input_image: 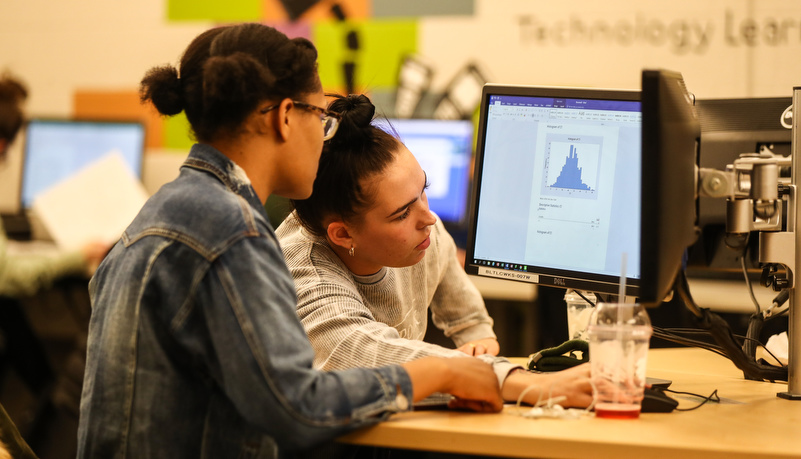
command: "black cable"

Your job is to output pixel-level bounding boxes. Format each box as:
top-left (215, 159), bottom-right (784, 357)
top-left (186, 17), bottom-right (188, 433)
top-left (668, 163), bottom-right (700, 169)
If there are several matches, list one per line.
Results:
top-left (652, 328), bottom-right (726, 353)
top-left (674, 270), bottom-right (788, 382)
top-left (574, 290), bottom-right (596, 307)
top-left (665, 388), bottom-right (720, 411)
top-left (653, 324), bottom-right (786, 368)
top-left (738, 233), bottom-right (762, 315)
top-left (736, 234), bottom-right (765, 369)
top-left (651, 328), bottom-right (729, 358)
top-left (742, 312), bottom-right (764, 371)
top-left (659, 326), bottom-right (769, 349)
top-left (740, 335), bottom-right (786, 366)
top-left (654, 326), bottom-right (720, 336)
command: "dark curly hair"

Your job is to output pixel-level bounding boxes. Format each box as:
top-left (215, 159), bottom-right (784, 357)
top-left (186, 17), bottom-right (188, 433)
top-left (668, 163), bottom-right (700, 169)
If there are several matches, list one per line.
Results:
top-left (291, 94), bottom-right (402, 237)
top-left (140, 23), bottom-right (320, 143)
top-left (0, 73), bottom-right (28, 145)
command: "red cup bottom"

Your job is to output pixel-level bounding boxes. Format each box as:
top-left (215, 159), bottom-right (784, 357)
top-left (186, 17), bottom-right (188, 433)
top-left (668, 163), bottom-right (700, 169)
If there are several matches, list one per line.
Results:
top-left (595, 403), bottom-right (641, 419)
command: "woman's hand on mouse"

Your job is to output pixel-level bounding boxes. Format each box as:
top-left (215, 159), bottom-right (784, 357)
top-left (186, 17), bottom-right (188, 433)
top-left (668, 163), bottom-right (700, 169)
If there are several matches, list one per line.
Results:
top-left (501, 363), bottom-right (593, 408)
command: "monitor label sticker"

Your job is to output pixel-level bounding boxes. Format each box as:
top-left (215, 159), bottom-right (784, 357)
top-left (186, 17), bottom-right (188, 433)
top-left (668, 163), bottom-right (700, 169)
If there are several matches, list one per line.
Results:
top-left (478, 267), bottom-right (539, 283)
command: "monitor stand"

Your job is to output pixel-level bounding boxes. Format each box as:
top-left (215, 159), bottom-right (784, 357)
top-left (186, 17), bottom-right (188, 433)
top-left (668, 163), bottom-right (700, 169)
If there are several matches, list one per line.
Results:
top-left (778, 86), bottom-right (801, 400)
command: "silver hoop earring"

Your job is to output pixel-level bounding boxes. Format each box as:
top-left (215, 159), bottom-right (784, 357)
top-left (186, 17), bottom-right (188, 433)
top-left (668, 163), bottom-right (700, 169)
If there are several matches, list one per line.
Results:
top-left (349, 246), bottom-right (355, 257)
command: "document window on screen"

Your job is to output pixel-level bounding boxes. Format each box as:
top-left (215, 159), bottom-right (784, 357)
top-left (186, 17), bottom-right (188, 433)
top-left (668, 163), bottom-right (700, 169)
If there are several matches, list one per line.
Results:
top-left (467, 86), bottom-right (642, 295)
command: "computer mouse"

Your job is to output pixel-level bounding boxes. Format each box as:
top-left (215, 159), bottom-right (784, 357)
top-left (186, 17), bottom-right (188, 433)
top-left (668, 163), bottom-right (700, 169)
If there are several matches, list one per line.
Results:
top-left (640, 388), bottom-right (678, 413)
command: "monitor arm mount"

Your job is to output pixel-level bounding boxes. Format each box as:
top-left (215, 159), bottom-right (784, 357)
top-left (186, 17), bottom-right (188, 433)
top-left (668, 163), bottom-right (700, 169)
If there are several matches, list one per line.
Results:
top-left (693, 87), bottom-right (801, 399)
top-left (699, 147), bottom-right (792, 288)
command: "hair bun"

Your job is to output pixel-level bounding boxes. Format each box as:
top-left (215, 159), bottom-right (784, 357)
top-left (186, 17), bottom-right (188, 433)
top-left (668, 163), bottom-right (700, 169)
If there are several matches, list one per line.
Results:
top-left (140, 65), bottom-right (184, 116)
top-left (326, 94), bottom-right (375, 148)
top-left (331, 94), bottom-right (375, 128)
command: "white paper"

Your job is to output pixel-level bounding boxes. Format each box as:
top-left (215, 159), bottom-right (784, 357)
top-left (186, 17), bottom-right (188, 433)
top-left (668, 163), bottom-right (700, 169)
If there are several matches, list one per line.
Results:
top-left (31, 151), bottom-right (148, 251)
top-left (761, 331), bottom-right (789, 366)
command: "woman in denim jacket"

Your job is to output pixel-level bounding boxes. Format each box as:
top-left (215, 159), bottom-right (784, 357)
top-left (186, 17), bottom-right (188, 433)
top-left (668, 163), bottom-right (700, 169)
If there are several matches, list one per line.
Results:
top-left (77, 23), bottom-right (503, 458)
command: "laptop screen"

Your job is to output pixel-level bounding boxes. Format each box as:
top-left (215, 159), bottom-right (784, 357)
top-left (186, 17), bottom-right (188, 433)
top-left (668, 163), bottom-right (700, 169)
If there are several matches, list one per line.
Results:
top-left (20, 119), bottom-right (145, 209)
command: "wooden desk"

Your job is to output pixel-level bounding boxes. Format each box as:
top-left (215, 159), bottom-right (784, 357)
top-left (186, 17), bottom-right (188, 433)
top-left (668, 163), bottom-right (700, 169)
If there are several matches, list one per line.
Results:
top-left (338, 348), bottom-right (801, 458)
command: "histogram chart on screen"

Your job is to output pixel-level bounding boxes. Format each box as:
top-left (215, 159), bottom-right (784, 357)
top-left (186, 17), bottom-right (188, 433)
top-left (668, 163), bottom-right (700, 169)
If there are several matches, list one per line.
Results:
top-left (524, 126), bottom-right (619, 272)
top-left (542, 134), bottom-right (603, 199)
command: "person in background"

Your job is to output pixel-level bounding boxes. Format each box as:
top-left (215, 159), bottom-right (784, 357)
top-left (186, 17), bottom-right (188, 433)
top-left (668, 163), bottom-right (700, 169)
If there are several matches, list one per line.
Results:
top-left (277, 94), bottom-right (593, 408)
top-left (1, 73), bottom-right (113, 459)
top-left (78, 23), bottom-right (503, 458)
top-left (0, 74), bottom-right (45, 459)
top-left (0, 74), bottom-right (107, 298)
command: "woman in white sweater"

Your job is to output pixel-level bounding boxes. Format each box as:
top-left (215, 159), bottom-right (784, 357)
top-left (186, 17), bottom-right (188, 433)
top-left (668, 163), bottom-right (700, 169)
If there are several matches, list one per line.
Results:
top-left (277, 94), bottom-right (593, 408)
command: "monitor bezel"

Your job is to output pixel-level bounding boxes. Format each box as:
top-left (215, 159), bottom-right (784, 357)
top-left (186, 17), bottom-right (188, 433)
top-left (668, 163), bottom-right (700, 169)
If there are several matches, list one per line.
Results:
top-left (638, 70), bottom-right (700, 305)
top-left (19, 117), bottom-right (146, 211)
top-left (464, 83), bottom-right (642, 297)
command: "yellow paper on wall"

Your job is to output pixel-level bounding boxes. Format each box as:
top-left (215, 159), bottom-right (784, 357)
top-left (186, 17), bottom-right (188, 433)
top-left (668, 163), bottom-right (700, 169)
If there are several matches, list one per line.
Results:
top-left (168, 0), bottom-right (261, 21)
top-left (314, 20), bottom-right (417, 94)
top-left (164, 114), bottom-right (194, 150)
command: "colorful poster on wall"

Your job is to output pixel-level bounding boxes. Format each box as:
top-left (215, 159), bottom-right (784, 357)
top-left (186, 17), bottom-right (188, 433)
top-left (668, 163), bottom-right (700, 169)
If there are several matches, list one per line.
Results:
top-left (168, 0), bottom-right (261, 21)
top-left (262, 0), bottom-right (368, 22)
top-left (165, 114), bottom-right (194, 150)
top-left (314, 20), bottom-right (417, 94)
top-left (73, 90), bottom-right (164, 150)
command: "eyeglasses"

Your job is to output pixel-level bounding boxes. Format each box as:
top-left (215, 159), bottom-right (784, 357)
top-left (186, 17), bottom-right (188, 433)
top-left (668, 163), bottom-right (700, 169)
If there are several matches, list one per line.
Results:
top-left (260, 100), bottom-right (341, 140)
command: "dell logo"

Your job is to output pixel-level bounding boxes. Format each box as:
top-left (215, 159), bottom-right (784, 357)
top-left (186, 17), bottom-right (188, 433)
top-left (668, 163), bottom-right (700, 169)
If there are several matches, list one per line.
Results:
top-left (554, 278), bottom-right (566, 286)
top-left (781, 105), bottom-right (792, 130)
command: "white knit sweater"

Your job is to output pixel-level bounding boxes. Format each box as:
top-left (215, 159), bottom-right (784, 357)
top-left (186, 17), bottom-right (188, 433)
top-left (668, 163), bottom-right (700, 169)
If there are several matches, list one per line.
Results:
top-left (276, 212), bottom-right (519, 385)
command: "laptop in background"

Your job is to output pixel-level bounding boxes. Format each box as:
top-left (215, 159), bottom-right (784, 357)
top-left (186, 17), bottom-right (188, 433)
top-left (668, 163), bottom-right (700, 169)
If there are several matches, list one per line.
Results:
top-left (17, 118), bottom-right (146, 241)
top-left (21, 119), bottom-right (145, 209)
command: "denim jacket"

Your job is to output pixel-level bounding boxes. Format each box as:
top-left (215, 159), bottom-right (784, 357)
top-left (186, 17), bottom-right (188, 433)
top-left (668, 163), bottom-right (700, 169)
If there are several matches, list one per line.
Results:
top-left (77, 144), bottom-right (413, 458)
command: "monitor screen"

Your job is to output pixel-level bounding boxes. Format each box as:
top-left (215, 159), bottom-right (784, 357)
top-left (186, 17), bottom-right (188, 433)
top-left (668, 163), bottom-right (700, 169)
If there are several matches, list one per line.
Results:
top-left (375, 118), bottom-right (474, 224)
top-left (20, 119), bottom-right (145, 209)
top-left (465, 84), bottom-right (642, 296)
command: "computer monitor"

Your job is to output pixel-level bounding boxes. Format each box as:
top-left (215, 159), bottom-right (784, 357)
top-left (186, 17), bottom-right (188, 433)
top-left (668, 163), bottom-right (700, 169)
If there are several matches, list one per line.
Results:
top-left (20, 118), bottom-right (145, 209)
top-left (464, 84), bottom-right (643, 296)
top-left (695, 97), bottom-right (792, 226)
top-left (687, 97), bottom-right (792, 275)
top-left (638, 69), bottom-right (700, 305)
top-left (374, 118), bottom-right (474, 225)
